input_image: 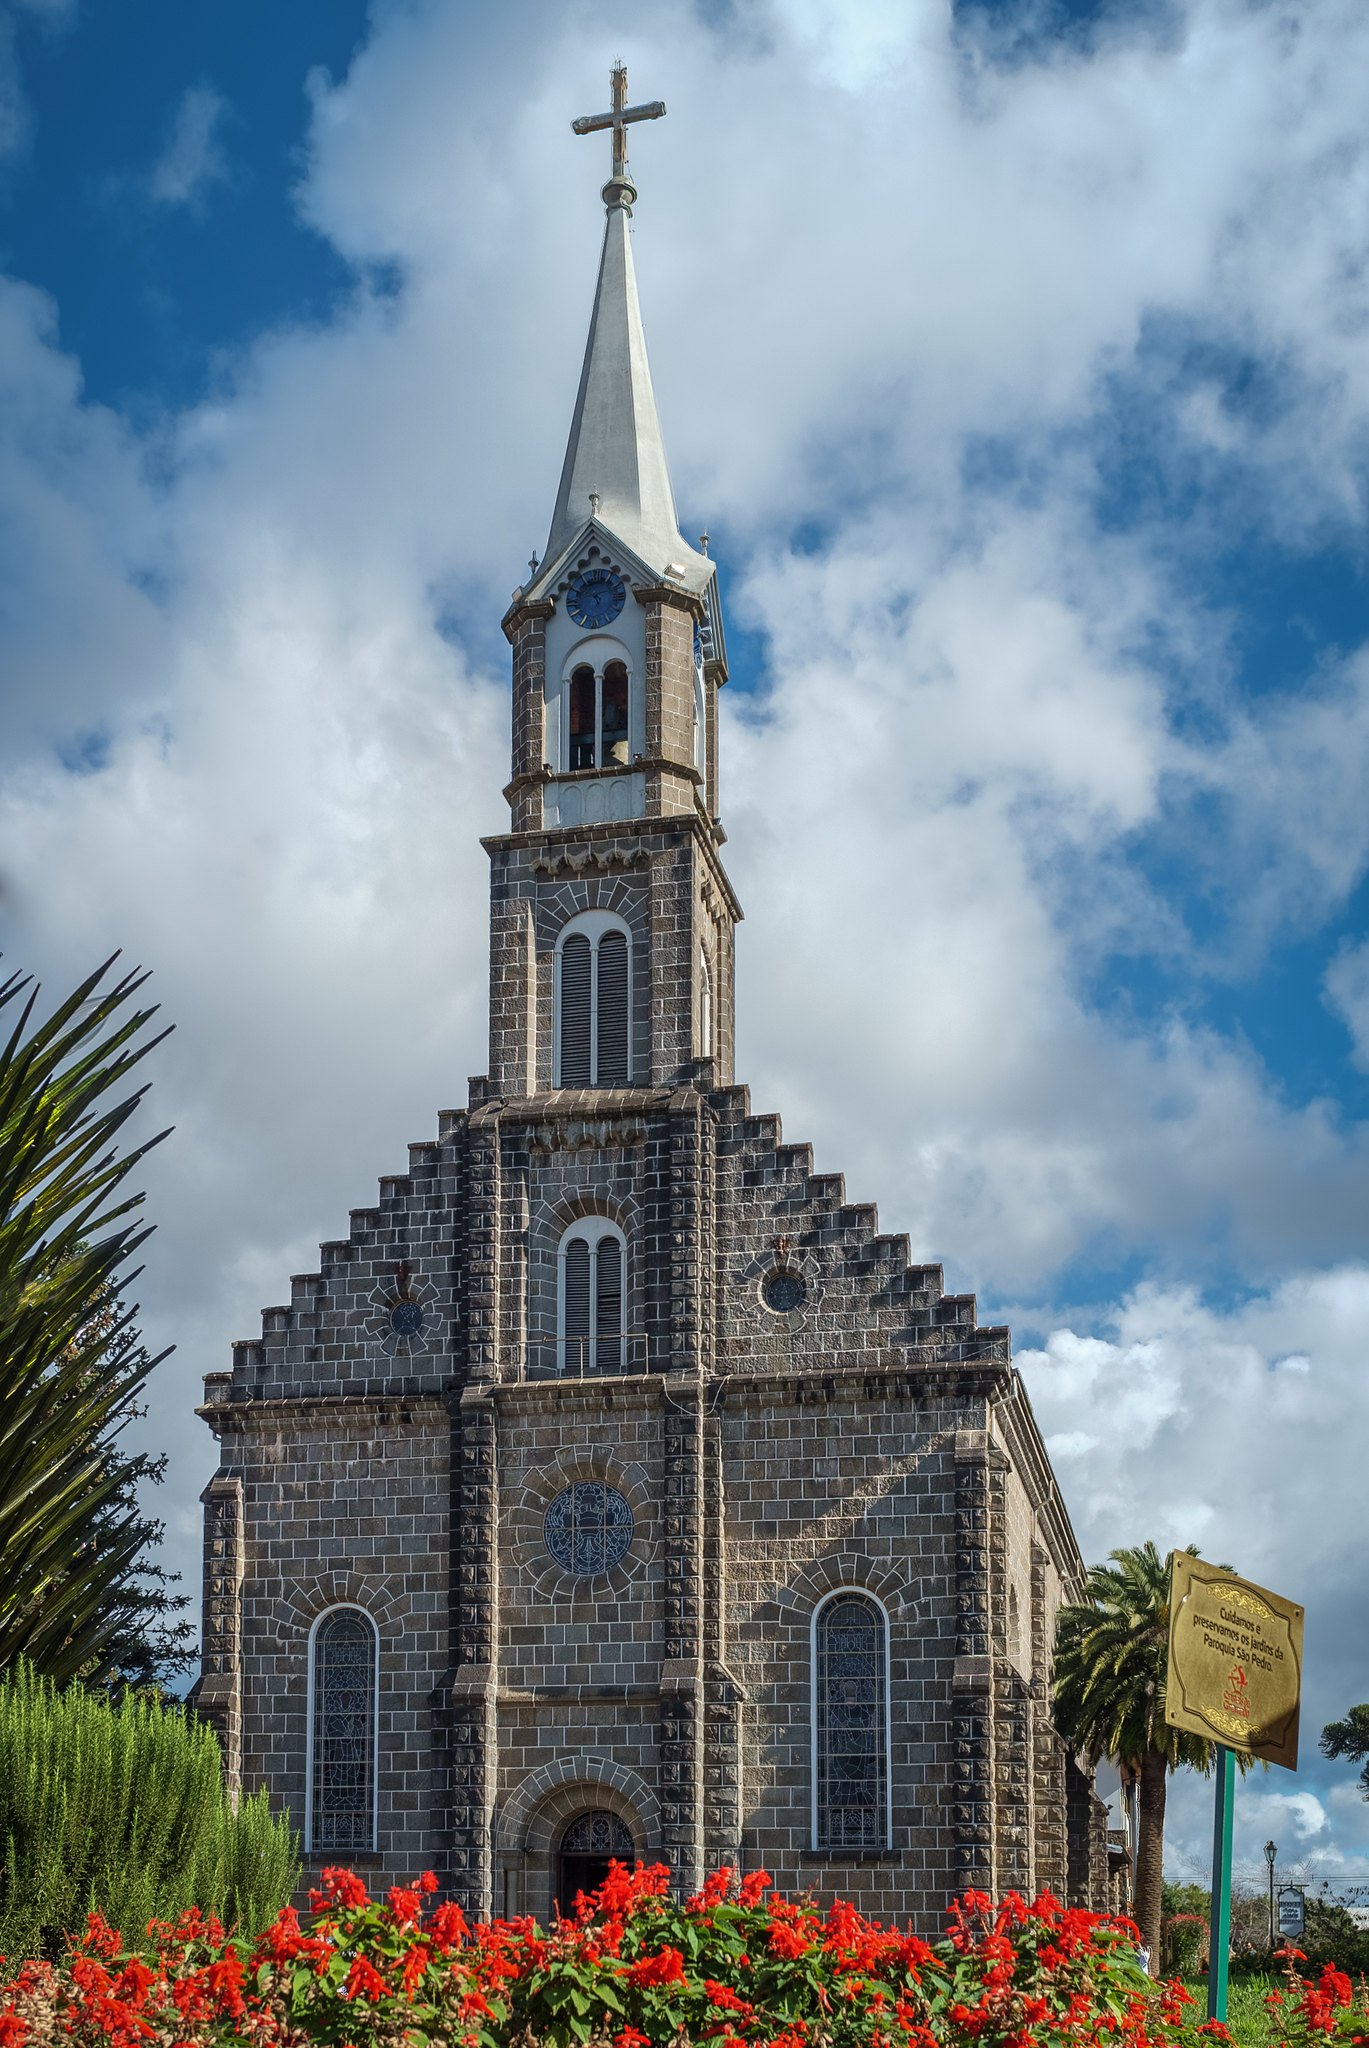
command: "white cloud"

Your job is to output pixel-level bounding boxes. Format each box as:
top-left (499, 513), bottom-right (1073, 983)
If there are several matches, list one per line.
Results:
top-left (1020, 1271), bottom-right (1369, 1878)
top-left (148, 84), bottom-right (230, 209)
top-left (1325, 940), bottom-right (1369, 1072)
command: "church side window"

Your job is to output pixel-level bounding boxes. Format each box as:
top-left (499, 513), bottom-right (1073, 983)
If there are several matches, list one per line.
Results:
top-left (812, 1591), bottom-right (891, 1852)
top-left (559, 1217), bottom-right (625, 1374)
top-left (308, 1606), bottom-right (378, 1855)
top-left (556, 913), bottom-right (631, 1086)
top-left (699, 946), bottom-right (713, 1059)
top-left (566, 656), bottom-right (631, 771)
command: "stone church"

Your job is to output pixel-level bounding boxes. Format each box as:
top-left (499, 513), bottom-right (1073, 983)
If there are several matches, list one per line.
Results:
top-left (197, 71), bottom-right (1106, 1929)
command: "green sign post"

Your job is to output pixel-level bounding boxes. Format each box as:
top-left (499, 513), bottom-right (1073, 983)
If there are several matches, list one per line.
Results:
top-left (1165, 1555), bottom-right (1305, 2027)
top-left (1208, 1746), bottom-right (1235, 2022)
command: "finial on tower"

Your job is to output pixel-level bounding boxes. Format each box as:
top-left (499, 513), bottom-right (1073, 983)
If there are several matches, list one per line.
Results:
top-left (571, 62), bottom-right (666, 212)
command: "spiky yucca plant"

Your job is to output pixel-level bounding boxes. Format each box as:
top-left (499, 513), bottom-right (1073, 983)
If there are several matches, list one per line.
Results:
top-left (0, 954), bottom-right (185, 1684)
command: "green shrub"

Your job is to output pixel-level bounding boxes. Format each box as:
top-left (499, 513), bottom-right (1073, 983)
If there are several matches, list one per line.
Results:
top-left (0, 1660), bottom-right (297, 1954)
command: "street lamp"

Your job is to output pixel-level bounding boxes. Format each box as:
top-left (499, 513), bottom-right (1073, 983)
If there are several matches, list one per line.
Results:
top-left (1265, 1841), bottom-right (1278, 1949)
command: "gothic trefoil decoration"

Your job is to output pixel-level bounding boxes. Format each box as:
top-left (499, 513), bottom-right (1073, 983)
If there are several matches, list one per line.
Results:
top-left (195, 62), bottom-right (1104, 1933)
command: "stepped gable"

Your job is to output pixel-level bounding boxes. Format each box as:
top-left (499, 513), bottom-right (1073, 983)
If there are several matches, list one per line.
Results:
top-left (203, 1111), bottom-right (473, 1412)
top-left (710, 1088), bottom-right (1010, 1378)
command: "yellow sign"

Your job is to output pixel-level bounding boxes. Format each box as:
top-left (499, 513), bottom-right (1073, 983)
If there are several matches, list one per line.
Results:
top-left (1165, 1553), bottom-right (1303, 1770)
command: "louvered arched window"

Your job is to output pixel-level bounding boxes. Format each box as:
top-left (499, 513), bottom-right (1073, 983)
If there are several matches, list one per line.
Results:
top-left (556, 912), bottom-right (631, 1087)
top-left (307, 1605), bottom-right (378, 1854)
top-left (812, 1590), bottom-right (891, 1852)
top-left (558, 1218), bottom-right (625, 1375)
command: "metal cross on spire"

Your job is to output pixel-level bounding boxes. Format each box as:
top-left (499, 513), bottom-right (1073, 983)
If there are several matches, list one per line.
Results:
top-left (571, 62), bottom-right (665, 210)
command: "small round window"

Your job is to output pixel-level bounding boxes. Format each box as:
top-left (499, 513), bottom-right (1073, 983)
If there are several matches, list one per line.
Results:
top-left (389, 1301), bottom-right (425, 1338)
top-left (545, 1483), bottom-right (634, 1577)
top-left (761, 1268), bottom-right (806, 1314)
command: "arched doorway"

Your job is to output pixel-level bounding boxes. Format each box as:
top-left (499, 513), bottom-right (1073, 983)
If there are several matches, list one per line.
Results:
top-left (555, 1809), bottom-right (634, 1919)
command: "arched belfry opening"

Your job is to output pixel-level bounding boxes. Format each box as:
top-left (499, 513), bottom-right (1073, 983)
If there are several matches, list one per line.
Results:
top-left (555, 1808), bottom-right (634, 1919)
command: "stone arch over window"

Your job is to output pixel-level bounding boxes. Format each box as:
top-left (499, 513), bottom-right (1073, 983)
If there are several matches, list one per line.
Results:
top-left (562, 640), bottom-right (633, 772)
top-left (306, 1604), bottom-right (379, 1855)
top-left (811, 1587), bottom-right (892, 1853)
top-left (555, 910), bottom-right (631, 1087)
top-left (557, 1215), bottom-right (626, 1375)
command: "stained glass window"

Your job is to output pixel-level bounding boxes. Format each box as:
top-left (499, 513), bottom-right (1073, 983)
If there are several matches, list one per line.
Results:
top-left (545, 1482), bottom-right (634, 1576)
top-left (814, 1593), bottom-right (889, 1851)
top-left (310, 1608), bottom-right (377, 1854)
top-left (556, 1810), bottom-right (635, 1919)
top-left (762, 1268), bottom-right (805, 1313)
top-left (560, 1810), bottom-right (634, 1856)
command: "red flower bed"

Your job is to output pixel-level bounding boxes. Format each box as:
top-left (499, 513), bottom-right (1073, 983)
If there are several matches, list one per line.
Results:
top-left (0, 1863), bottom-right (1364, 2048)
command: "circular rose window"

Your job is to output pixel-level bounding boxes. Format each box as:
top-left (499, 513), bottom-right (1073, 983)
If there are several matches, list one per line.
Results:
top-left (544, 1483), bottom-right (634, 1577)
top-left (761, 1267), bottom-right (806, 1314)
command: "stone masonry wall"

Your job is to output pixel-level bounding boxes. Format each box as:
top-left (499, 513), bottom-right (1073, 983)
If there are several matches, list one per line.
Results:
top-left (484, 816), bottom-right (740, 1097)
top-left (204, 1399), bottom-right (452, 1891)
top-left (720, 1374), bottom-right (984, 1927)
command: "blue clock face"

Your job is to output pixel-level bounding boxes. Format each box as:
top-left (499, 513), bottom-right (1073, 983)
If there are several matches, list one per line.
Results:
top-left (566, 568), bottom-right (626, 630)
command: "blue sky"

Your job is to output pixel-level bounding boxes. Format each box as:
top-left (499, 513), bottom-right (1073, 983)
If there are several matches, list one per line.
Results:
top-left (3, 0), bottom-right (1369, 1891)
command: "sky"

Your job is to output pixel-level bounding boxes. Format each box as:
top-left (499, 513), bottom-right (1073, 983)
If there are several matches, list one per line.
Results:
top-left (2, 0), bottom-right (1369, 1893)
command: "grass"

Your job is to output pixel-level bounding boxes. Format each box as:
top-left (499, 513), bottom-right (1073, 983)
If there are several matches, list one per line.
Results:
top-left (1181, 1976), bottom-right (1279, 2048)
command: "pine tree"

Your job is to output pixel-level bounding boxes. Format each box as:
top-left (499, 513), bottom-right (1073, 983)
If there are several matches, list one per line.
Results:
top-left (1320, 1703), bottom-right (1369, 1796)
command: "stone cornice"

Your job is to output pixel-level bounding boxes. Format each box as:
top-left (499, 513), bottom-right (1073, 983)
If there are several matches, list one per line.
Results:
top-left (716, 1359), bottom-right (1011, 1403)
top-left (197, 1389), bottom-right (453, 1436)
top-left (500, 596), bottom-right (555, 642)
top-left (633, 581), bottom-right (707, 621)
top-left (482, 811), bottom-right (744, 923)
top-left (991, 1370), bottom-right (1086, 1591)
top-left (489, 1371), bottom-right (673, 1415)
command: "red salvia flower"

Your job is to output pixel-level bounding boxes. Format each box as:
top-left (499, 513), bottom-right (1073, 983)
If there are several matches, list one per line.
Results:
top-left (626, 1945), bottom-right (687, 1989)
top-left (344, 1954), bottom-right (389, 2003)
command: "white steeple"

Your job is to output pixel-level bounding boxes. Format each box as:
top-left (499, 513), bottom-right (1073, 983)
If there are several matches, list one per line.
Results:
top-left (536, 66), bottom-right (711, 595)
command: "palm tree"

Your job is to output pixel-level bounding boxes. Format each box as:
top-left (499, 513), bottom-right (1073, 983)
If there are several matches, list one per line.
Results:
top-left (1053, 1542), bottom-right (1224, 1974)
top-left (0, 955), bottom-right (189, 1685)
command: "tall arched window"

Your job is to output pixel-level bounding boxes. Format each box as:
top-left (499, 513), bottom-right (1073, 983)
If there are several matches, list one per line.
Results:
top-left (308, 1606), bottom-right (378, 1854)
top-left (558, 1217), bottom-right (625, 1374)
top-left (699, 947), bottom-right (713, 1059)
top-left (556, 912), bottom-right (631, 1087)
top-left (567, 656), bottom-right (631, 770)
top-left (812, 1590), bottom-right (891, 1852)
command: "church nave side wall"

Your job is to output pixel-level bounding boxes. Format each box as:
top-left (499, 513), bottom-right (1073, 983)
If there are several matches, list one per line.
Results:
top-left (205, 1402), bottom-right (453, 1893)
top-left (716, 1377), bottom-right (971, 1930)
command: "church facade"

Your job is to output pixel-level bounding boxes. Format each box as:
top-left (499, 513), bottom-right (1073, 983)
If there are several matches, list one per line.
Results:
top-left (197, 73), bottom-right (1106, 1930)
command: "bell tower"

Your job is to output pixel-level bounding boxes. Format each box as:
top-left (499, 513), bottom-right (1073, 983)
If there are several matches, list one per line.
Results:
top-left (486, 64), bottom-right (738, 1099)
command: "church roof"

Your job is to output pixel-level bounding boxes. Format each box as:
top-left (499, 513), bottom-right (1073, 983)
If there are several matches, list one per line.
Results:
top-left (538, 193), bottom-right (711, 597)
